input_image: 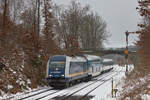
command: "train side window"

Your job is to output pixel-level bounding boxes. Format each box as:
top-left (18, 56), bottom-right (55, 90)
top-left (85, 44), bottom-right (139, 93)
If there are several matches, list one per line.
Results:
top-left (83, 62), bottom-right (87, 72)
top-left (69, 62), bottom-right (85, 74)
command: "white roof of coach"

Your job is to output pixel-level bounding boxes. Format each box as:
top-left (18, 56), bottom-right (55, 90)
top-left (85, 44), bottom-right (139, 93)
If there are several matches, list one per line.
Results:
top-left (49, 55), bottom-right (87, 62)
top-left (67, 56), bottom-right (87, 62)
top-left (103, 59), bottom-right (113, 62)
top-left (84, 54), bottom-right (101, 61)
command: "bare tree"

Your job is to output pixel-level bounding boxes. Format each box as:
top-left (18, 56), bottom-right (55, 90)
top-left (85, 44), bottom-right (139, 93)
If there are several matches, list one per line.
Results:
top-left (53, 1), bottom-right (89, 53)
top-left (80, 12), bottom-right (107, 50)
top-left (1, 0), bottom-right (9, 33)
top-left (53, 1), bottom-right (108, 52)
top-left (37, 0), bottom-right (40, 37)
top-left (8, 0), bottom-right (24, 23)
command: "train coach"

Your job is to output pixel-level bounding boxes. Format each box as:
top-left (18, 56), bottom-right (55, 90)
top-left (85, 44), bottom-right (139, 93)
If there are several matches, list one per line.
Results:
top-left (46, 55), bottom-right (90, 88)
top-left (101, 58), bottom-right (114, 73)
top-left (84, 54), bottom-right (103, 77)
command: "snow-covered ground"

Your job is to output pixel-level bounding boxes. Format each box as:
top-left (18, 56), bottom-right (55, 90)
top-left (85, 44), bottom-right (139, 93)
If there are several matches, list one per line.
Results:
top-left (90, 65), bottom-right (128, 100)
top-left (2, 64), bottom-right (149, 100)
top-left (0, 86), bottom-right (50, 100)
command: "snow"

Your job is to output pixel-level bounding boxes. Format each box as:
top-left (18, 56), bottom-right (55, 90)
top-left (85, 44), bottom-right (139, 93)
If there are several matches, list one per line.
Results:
top-left (147, 85), bottom-right (150, 89)
top-left (69, 65), bottom-right (134, 100)
top-left (13, 71), bottom-right (16, 74)
top-left (68, 56), bottom-right (87, 62)
top-left (1, 64), bottom-right (150, 100)
top-left (84, 54), bottom-right (101, 61)
top-left (85, 66), bottom-right (126, 100)
top-left (9, 68), bottom-right (13, 72)
top-left (16, 77), bottom-right (25, 86)
top-left (0, 91), bottom-right (5, 99)
top-left (0, 86), bottom-right (50, 100)
top-left (27, 79), bottom-right (31, 85)
top-left (124, 97), bottom-right (131, 100)
top-left (103, 59), bottom-right (113, 62)
top-left (21, 65), bottom-right (24, 68)
top-left (142, 94), bottom-right (150, 100)
top-left (7, 85), bottom-right (13, 90)
top-left (41, 67), bottom-right (120, 100)
top-left (40, 83), bottom-right (90, 100)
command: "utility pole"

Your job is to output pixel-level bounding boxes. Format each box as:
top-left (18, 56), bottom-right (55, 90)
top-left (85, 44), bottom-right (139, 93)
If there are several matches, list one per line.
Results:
top-left (125, 31), bottom-right (136, 72)
top-left (125, 31), bottom-right (129, 72)
top-left (111, 78), bottom-right (114, 98)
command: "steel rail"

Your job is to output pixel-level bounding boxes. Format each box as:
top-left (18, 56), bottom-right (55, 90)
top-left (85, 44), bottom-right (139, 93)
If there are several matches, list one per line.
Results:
top-left (59, 71), bottom-right (116, 100)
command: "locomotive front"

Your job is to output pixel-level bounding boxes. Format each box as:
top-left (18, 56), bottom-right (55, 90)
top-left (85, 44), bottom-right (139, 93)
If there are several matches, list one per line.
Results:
top-left (46, 55), bottom-right (67, 87)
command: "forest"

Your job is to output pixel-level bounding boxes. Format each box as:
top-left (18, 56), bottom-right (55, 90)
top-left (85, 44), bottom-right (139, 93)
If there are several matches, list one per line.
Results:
top-left (0, 0), bottom-right (107, 94)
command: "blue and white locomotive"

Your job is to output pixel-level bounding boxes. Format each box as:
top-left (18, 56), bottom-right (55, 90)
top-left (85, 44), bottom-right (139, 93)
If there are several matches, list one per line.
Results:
top-left (46, 54), bottom-right (113, 88)
top-left (46, 55), bottom-right (90, 87)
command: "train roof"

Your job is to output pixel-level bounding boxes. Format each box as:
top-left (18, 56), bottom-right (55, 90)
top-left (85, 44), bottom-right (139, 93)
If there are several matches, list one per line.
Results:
top-left (102, 59), bottom-right (114, 65)
top-left (102, 59), bottom-right (113, 62)
top-left (49, 54), bottom-right (102, 62)
top-left (49, 55), bottom-right (66, 61)
top-left (84, 54), bottom-right (101, 61)
top-left (67, 56), bottom-right (87, 62)
top-left (50, 55), bottom-right (87, 62)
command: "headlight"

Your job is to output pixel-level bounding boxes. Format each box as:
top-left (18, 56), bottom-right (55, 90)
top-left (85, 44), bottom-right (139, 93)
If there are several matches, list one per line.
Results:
top-left (49, 75), bottom-right (52, 77)
top-left (61, 75), bottom-right (64, 77)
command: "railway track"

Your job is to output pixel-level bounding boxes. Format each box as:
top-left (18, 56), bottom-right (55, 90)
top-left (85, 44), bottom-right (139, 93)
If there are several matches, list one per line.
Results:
top-left (4, 87), bottom-right (51, 100)
top-left (6, 67), bottom-right (121, 100)
top-left (78, 68), bottom-right (123, 100)
top-left (34, 70), bottom-right (115, 100)
top-left (78, 74), bottom-right (118, 100)
top-left (34, 82), bottom-right (90, 100)
top-left (57, 68), bottom-right (122, 100)
top-left (50, 70), bottom-right (117, 100)
top-left (9, 87), bottom-right (54, 100)
top-left (20, 88), bottom-right (56, 100)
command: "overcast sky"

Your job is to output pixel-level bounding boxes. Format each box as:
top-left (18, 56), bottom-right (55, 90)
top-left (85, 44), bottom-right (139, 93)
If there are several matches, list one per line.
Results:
top-left (53, 0), bottom-right (140, 48)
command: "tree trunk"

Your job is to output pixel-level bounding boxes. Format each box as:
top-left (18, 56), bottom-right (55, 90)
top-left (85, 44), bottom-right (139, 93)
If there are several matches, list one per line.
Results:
top-left (37, 0), bottom-right (40, 37)
top-left (3, 0), bottom-right (7, 32)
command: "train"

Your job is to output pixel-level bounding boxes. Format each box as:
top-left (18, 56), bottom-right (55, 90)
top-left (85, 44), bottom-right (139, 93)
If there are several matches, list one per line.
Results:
top-left (101, 58), bottom-right (114, 73)
top-left (46, 54), bottom-right (114, 88)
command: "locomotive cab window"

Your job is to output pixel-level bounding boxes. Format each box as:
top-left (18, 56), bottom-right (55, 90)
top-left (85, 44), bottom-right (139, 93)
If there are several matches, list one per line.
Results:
top-left (49, 62), bottom-right (65, 69)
